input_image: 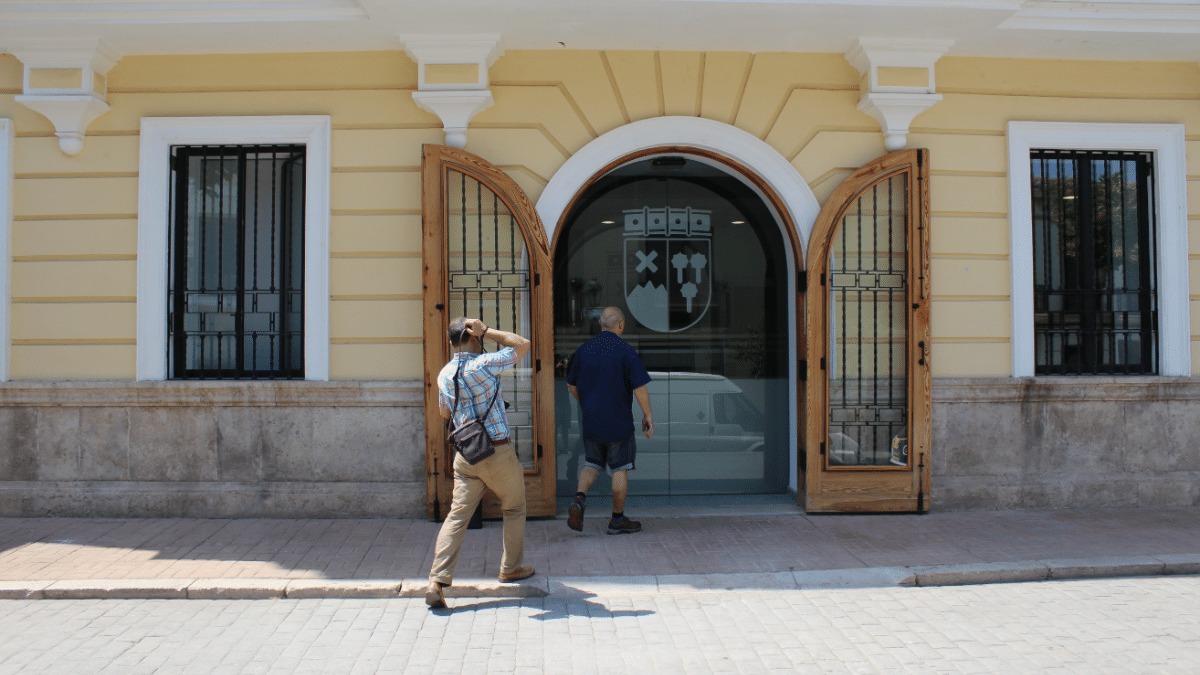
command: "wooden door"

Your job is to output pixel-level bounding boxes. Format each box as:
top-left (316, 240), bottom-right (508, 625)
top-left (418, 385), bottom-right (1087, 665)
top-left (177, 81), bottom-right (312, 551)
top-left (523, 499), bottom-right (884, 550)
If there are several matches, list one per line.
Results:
top-left (804, 149), bottom-right (932, 512)
top-left (421, 145), bottom-right (556, 520)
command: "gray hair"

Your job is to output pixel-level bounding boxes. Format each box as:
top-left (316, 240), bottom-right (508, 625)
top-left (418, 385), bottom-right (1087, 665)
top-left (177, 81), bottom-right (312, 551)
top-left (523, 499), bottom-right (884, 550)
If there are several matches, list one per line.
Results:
top-left (599, 306), bottom-right (625, 329)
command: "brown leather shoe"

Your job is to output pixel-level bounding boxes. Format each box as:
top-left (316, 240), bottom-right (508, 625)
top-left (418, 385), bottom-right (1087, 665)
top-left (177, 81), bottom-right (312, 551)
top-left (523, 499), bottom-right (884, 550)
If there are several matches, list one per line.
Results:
top-left (425, 580), bottom-right (447, 609)
top-left (498, 566), bottom-right (535, 583)
top-left (568, 499), bottom-right (585, 532)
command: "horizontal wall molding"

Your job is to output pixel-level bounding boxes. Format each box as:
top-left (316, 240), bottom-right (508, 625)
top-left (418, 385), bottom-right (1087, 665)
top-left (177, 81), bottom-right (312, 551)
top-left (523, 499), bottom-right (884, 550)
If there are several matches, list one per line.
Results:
top-left (0, 380), bottom-right (423, 407)
top-left (932, 376), bottom-right (1200, 403)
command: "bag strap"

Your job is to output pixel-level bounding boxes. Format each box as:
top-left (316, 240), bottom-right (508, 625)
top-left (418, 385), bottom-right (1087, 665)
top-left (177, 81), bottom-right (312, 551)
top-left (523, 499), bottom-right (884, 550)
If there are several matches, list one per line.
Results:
top-left (450, 356), bottom-right (500, 426)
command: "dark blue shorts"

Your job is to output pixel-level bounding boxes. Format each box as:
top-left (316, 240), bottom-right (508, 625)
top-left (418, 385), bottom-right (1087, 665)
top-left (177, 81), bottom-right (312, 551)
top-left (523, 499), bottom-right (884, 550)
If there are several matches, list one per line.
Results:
top-left (583, 434), bottom-right (636, 472)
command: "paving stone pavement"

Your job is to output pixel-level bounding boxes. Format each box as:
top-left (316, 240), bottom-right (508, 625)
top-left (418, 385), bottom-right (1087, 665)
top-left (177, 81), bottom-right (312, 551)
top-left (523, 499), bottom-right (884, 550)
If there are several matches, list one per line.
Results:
top-left (1, 575), bottom-right (1198, 674)
top-left (1, 506), bottom-right (1199, 599)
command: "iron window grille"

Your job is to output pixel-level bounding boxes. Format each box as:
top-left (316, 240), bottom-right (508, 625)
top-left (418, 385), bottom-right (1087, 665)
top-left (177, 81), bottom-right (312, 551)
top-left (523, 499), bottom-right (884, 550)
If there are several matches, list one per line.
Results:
top-left (1030, 149), bottom-right (1157, 375)
top-left (168, 145), bottom-right (305, 379)
top-left (827, 172), bottom-right (909, 466)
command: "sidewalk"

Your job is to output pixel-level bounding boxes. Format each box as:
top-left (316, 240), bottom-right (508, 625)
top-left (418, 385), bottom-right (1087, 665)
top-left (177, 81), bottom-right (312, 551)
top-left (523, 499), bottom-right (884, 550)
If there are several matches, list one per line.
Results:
top-left (1, 505), bottom-right (1198, 600)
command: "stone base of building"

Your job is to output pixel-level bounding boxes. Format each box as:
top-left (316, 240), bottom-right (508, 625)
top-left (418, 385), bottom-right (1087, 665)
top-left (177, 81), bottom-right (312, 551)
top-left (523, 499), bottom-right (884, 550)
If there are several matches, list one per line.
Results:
top-left (0, 480), bottom-right (425, 518)
top-left (0, 381), bottom-right (428, 518)
top-left (3, 377), bottom-right (1198, 517)
top-left (932, 377), bottom-right (1200, 510)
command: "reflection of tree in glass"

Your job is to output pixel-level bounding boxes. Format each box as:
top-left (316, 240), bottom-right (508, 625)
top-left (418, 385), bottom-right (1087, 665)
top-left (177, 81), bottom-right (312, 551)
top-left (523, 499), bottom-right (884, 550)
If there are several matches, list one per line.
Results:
top-left (732, 325), bottom-right (768, 378)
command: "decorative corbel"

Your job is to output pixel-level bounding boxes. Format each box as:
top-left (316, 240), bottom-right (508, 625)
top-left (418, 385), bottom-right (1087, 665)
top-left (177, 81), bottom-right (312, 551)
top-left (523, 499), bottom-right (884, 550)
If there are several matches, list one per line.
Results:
top-left (7, 38), bottom-right (121, 156)
top-left (845, 39), bottom-right (953, 152)
top-left (399, 34), bottom-right (502, 149)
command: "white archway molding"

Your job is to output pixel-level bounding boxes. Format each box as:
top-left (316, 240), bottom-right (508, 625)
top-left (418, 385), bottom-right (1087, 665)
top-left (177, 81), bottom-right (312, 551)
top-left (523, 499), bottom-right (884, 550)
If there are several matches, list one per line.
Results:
top-left (535, 117), bottom-right (821, 258)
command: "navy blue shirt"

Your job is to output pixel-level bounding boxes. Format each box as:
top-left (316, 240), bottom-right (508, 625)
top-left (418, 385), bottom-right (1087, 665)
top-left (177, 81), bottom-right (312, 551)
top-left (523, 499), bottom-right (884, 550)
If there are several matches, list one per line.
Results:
top-left (566, 331), bottom-right (652, 442)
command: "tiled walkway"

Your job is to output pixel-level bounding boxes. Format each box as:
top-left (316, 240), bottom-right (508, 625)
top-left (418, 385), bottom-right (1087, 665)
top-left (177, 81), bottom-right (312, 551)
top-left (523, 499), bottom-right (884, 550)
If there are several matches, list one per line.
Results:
top-left (2, 506), bottom-right (1198, 582)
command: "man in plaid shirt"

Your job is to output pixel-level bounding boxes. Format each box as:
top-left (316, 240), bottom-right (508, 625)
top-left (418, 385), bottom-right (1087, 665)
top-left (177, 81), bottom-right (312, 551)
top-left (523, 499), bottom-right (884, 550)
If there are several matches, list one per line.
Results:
top-left (426, 316), bottom-right (534, 609)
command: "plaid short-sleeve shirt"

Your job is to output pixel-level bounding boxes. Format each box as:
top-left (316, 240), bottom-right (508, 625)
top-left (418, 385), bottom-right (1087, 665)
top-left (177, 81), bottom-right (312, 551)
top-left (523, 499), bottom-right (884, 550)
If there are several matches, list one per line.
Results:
top-left (438, 347), bottom-right (521, 441)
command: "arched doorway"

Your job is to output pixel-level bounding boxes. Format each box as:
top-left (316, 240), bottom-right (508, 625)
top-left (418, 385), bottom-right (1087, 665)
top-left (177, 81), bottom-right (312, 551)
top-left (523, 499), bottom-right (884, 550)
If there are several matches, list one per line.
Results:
top-left (551, 153), bottom-right (800, 498)
top-left (421, 122), bottom-right (932, 517)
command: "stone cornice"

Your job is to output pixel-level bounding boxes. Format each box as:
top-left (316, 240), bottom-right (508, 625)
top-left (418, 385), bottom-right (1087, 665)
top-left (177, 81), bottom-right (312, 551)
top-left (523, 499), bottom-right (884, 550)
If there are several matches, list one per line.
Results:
top-left (0, 380), bottom-right (424, 407)
top-left (932, 377), bottom-right (1200, 403)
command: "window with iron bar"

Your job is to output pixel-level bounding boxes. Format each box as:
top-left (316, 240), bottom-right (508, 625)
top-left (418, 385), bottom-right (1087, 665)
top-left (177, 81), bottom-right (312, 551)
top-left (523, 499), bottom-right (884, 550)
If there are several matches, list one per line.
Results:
top-left (1030, 149), bottom-right (1157, 375)
top-left (168, 145), bottom-right (305, 379)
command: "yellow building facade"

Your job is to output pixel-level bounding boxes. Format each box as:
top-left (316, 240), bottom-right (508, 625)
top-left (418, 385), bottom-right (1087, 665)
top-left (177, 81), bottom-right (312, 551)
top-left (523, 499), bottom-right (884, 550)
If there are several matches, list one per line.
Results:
top-left (1, 30), bottom-right (1198, 516)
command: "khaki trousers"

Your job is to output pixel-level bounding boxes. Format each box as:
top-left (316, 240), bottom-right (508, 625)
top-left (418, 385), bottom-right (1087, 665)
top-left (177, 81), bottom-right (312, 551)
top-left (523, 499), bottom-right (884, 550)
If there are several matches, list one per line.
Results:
top-left (429, 444), bottom-right (527, 584)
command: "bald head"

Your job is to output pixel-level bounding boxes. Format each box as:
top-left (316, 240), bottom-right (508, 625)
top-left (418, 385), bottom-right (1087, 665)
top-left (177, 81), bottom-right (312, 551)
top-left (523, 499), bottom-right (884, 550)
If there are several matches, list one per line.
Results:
top-left (599, 307), bottom-right (625, 333)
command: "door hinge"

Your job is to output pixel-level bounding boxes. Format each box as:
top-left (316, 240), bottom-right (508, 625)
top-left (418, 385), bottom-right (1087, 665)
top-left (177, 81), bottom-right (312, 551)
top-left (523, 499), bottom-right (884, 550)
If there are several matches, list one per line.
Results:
top-left (798, 359), bottom-right (807, 381)
top-left (820, 273), bottom-right (826, 286)
top-left (537, 444), bottom-right (543, 458)
top-left (534, 273), bottom-right (540, 286)
top-left (819, 442), bottom-right (826, 456)
top-left (535, 359), bottom-right (541, 372)
top-left (819, 357), bottom-right (826, 370)
top-left (798, 271), bottom-right (807, 293)
top-left (912, 303), bottom-right (920, 310)
top-left (435, 303), bottom-right (445, 311)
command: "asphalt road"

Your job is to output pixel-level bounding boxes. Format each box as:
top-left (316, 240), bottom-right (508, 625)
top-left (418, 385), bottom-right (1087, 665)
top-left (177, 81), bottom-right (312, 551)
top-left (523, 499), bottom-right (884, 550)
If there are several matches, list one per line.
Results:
top-left (2, 575), bottom-right (1198, 674)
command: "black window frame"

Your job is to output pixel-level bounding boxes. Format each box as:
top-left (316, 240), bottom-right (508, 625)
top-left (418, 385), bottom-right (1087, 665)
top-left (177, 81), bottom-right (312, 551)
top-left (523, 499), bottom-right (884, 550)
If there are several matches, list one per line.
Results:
top-left (1030, 148), bottom-right (1158, 376)
top-left (168, 144), bottom-right (306, 380)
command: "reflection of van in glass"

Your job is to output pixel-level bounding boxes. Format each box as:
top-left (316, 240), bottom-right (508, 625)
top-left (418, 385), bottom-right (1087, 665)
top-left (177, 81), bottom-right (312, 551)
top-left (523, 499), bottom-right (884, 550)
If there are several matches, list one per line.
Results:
top-left (583, 372), bottom-right (767, 482)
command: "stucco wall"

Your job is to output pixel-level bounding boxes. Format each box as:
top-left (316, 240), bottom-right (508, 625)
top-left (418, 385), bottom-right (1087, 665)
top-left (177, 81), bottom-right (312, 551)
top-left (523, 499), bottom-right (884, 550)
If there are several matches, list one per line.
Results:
top-left (2, 50), bottom-right (1198, 381)
top-left (2, 50), bottom-right (1199, 515)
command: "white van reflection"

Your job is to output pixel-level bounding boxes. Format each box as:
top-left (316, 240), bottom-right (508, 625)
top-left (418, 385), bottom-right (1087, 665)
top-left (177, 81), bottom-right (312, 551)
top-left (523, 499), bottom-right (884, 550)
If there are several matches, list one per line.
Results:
top-left (561, 372), bottom-right (766, 482)
top-left (826, 432), bottom-right (909, 467)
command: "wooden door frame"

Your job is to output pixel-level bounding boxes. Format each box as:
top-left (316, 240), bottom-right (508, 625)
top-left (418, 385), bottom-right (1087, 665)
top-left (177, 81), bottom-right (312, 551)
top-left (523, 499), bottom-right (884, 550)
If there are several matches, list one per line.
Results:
top-left (546, 147), bottom-right (809, 503)
top-left (803, 148), bottom-right (932, 513)
top-left (421, 144), bottom-right (556, 520)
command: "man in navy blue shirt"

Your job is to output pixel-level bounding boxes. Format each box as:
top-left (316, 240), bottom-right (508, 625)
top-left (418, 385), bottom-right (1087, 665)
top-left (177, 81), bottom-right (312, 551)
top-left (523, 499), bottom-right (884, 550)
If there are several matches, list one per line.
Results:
top-left (566, 307), bottom-right (654, 534)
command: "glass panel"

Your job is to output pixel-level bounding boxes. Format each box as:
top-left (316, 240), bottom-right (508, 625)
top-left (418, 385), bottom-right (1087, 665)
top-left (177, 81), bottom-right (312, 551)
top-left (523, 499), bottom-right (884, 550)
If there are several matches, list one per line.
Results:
top-left (1030, 150), bottom-right (1157, 375)
top-left (169, 145), bottom-right (305, 379)
top-left (554, 157), bottom-right (790, 496)
top-left (827, 173), bottom-right (908, 467)
top-left (446, 169), bottom-right (536, 471)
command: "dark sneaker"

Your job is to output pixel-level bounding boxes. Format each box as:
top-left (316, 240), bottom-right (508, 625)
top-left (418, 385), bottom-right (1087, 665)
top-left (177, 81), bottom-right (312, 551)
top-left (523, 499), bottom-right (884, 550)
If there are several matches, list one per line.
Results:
top-left (425, 581), bottom-right (446, 609)
top-left (606, 515), bottom-right (642, 535)
top-left (568, 499), bottom-right (585, 532)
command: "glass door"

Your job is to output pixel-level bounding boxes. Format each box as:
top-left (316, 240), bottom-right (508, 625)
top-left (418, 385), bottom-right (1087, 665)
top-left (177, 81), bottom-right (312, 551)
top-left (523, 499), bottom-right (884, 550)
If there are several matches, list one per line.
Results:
top-left (553, 156), bottom-right (791, 497)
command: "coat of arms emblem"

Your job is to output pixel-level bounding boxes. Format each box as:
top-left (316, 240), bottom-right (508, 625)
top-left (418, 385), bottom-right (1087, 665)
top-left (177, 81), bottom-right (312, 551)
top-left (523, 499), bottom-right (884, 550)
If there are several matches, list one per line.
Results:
top-left (623, 206), bottom-right (711, 333)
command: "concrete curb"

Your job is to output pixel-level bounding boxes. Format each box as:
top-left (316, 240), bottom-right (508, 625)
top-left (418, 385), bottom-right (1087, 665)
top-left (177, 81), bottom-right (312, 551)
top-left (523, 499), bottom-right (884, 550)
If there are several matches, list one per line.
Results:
top-left (0, 554), bottom-right (1196, 600)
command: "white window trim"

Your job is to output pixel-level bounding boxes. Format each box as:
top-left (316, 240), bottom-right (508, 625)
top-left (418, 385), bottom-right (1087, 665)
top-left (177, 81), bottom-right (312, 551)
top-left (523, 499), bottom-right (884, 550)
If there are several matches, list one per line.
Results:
top-left (0, 119), bottom-right (12, 382)
top-left (137, 116), bottom-right (331, 381)
top-left (1007, 121), bottom-right (1190, 378)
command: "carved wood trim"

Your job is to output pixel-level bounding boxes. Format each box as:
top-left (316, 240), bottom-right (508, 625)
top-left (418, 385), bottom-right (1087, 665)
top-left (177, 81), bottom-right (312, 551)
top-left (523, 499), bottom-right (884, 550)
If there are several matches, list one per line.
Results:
top-left (421, 144), bottom-right (557, 520)
top-left (804, 148), bottom-right (933, 513)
